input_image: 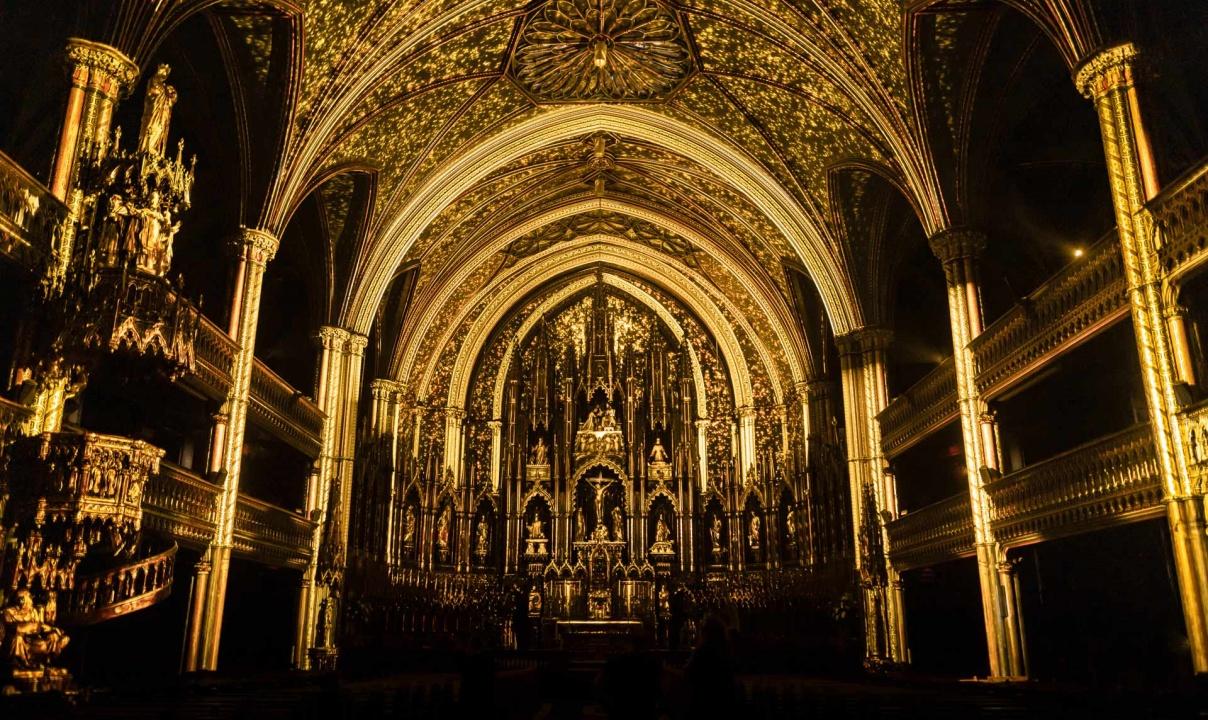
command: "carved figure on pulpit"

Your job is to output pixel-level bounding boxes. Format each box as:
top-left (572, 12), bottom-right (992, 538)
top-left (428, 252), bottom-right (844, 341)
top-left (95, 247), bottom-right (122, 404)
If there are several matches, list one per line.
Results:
top-left (611, 505), bottom-right (625, 541)
top-left (531, 437), bottom-right (548, 465)
top-left (139, 64), bottom-right (177, 157)
top-left (2, 590), bottom-right (69, 670)
top-left (749, 515), bottom-right (761, 551)
top-left (650, 438), bottom-right (668, 463)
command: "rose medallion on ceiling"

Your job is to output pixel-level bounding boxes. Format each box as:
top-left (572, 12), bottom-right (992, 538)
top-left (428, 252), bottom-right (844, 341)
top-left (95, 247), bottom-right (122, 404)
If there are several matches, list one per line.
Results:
top-left (510, 0), bottom-right (695, 103)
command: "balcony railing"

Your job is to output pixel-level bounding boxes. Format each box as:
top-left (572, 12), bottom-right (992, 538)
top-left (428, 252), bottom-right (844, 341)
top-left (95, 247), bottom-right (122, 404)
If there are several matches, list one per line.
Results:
top-left (986, 423), bottom-right (1163, 549)
top-left (877, 358), bottom-right (958, 458)
top-left (191, 316), bottom-right (323, 457)
top-left (970, 232), bottom-right (1129, 399)
top-left (0, 148), bottom-right (66, 267)
top-left (1154, 157), bottom-right (1208, 281)
top-left (142, 460), bottom-right (313, 568)
top-left (885, 493), bottom-right (975, 571)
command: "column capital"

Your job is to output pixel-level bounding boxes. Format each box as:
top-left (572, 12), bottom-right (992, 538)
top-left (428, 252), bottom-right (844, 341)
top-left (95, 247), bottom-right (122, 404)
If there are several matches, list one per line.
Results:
top-left (65, 38), bottom-right (138, 94)
top-left (316, 325), bottom-right (351, 350)
top-left (736, 405), bottom-right (756, 420)
top-left (231, 227), bottom-right (279, 266)
top-left (487, 419), bottom-right (503, 430)
top-left (369, 378), bottom-right (404, 399)
top-left (445, 406), bottom-right (466, 422)
top-left (1073, 43), bottom-right (1138, 100)
top-left (928, 227), bottom-right (987, 266)
top-left (795, 378), bottom-right (831, 398)
top-left (835, 326), bottom-right (893, 355)
top-left (344, 331), bottom-right (369, 356)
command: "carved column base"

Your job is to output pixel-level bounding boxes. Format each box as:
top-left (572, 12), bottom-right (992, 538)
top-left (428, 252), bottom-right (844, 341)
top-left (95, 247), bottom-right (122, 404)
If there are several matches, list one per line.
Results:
top-left (1166, 496), bottom-right (1208, 673)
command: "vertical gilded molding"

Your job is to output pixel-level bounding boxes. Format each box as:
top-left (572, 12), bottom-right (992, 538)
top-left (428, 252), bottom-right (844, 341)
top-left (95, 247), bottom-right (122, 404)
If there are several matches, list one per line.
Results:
top-left (836, 327), bottom-right (907, 667)
top-left (929, 228), bottom-right (1025, 678)
top-left (197, 227), bottom-right (278, 671)
top-left (1076, 43), bottom-right (1208, 673)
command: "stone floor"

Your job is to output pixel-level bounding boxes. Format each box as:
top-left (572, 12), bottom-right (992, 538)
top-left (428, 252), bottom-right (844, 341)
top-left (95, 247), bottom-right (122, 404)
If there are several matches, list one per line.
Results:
top-left (3, 659), bottom-right (1207, 719)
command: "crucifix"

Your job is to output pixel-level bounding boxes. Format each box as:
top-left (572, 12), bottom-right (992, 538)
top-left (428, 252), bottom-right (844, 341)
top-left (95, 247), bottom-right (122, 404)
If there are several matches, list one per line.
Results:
top-left (585, 473), bottom-right (616, 529)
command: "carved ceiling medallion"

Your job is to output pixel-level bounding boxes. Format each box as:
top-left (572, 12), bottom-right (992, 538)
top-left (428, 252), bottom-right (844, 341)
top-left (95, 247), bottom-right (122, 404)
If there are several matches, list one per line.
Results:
top-left (511, 0), bottom-right (695, 103)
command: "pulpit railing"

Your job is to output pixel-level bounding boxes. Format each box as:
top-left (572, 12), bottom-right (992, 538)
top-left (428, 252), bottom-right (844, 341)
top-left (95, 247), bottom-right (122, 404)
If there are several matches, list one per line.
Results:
top-left (58, 541), bottom-right (177, 625)
top-left (884, 494), bottom-right (975, 571)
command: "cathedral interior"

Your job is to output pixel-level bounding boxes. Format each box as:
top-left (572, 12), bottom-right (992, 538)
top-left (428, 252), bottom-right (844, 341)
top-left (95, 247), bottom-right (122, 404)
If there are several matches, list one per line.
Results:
top-left (0, 0), bottom-right (1207, 716)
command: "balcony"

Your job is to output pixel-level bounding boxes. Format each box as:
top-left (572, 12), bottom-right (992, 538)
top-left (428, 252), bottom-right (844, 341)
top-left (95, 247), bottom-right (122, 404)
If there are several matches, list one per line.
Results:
top-left (986, 423), bottom-right (1163, 549)
top-left (1154, 157), bottom-right (1208, 281)
top-left (142, 461), bottom-right (313, 569)
top-left (877, 358), bottom-right (958, 458)
top-left (0, 148), bottom-right (66, 267)
top-left (58, 541), bottom-right (178, 625)
top-left (191, 317), bottom-right (323, 457)
top-left (969, 232), bottom-right (1128, 399)
top-left (885, 493), bottom-right (974, 571)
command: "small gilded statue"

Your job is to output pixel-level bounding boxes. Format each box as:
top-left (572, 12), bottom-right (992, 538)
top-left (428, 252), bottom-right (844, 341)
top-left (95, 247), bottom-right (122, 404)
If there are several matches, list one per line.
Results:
top-left (785, 508), bottom-right (797, 550)
top-left (475, 521), bottom-right (490, 560)
top-left (575, 506), bottom-right (587, 541)
top-left (531, 437), bottom-right (548, 465)
top-left (1, 590), bottom-right (70, 671)
top-left (749, 515), bottom-right (761, 551)
top-left (436, 506), bottom-right (451, 556)
top-left (403, 506), bottom-right (416, 545)
top-left (527, 515), bottom-right (545, 540)
top-left (650, 512), bottom-right (674, 555)
top-left (650, 438), bottom-right (668, 464)
top-left (139, 64), bottom-right (177, 157)
top-left (710, 516), bottom-right (723, 560)
top-left (611, 505), bottom-right (625, 541)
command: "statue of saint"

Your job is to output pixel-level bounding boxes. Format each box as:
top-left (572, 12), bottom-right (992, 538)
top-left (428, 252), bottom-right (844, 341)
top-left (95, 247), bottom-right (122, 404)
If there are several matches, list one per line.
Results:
top-left (785, 508), bottom-right (797, 548)
top-left (749, 515), bottom-right (761, 550)
top-left (403, 506), bottom-right (416, 543)
top-left (527, 515), bottom-right (545, 540)
top-left (575, 506), bottom-right (587, 541)
top-left (2, 590), bottom-right (70, 669)
top-left (710, 516), bottom-right (722, 550)
top-left (138, 64), bottom-right (177, 157)
top-left (531, 437), bottom-right (548, 465)
top-left (655, 514), bottom-right (672, 544)
top-left (475, 521), bottom-right (489, 557)
top-left (604, 407), bottom-right (617, 429)
top-left (650, 438), bottom-right (668, 463)
top-left (611, 505), bottom-right (624, 541)
top-left (436, 506), bottom-right (451, 550)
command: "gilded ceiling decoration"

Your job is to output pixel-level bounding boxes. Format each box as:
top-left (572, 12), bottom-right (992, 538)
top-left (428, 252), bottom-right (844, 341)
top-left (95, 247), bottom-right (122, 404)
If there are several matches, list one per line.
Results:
top-left (502, 210), bottom-right (700, 269)
top-left (510, 0), bottom-right (695, 102)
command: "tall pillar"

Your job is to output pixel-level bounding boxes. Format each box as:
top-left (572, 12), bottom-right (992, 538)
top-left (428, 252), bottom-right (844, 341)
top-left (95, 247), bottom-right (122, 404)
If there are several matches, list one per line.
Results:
top-left (836, 327), bottom-right (907, 667)
top-left (929, 228), bottom-right (1025, 678)
top-left (1075, 43), bottom-right (1208, 673)
top-left (369, 380), bottom-right (403, 565)
top-left (737, 405), bottom-right (756, 486)
top-left (193, 227), bottom-right (278, 671)
top-left (294, 326), bottom-right (367, 670)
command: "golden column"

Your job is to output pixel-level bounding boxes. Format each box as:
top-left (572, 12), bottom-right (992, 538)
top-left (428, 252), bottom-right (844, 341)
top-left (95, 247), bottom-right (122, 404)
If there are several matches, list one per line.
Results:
top-left (18, 39), bottom-right (137, 436)
top-left (836, 327), bottom-right (907, 667)
top-left (369, 379), bottom-right (404, 566)
top-left (929, 228), bottom-right (1026, 678)
top-left (294, 326), bottom-right (367, 670)
top-left (194, 227), bottom-right (279, 671)
top-left (1075, 44), bottom-right (1208, 672)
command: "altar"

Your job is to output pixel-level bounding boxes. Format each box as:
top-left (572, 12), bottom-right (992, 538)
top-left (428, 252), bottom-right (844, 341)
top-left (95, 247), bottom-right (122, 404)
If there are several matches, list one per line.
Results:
top-left (554, 619), bottom-right (647, 655)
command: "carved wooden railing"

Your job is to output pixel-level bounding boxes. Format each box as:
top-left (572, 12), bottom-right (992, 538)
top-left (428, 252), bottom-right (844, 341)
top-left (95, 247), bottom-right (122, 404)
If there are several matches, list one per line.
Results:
top-left (970, 232), bottom-right (1128, 399)
top-left (231, 493), bottom-right (314, 570)
top-left (986, 423), bottom-right (1163, 549)
top-left (0, 148), bottom-right (66, 267)
top-left (190, 316), bottom-right (323, 457)
top-left (59, 542), bottom-right (177, 625)
top-left (249, 359), bottom-right (324, 457)
top-left (885, 493), bottom-right (975, 571)
top-left (877, 358), bottom-right (958, 458)
top-left (1178, 397), bottom-right (1208, 491)
top-left (142, 460), bottom-right (312, 568)
top-left (1154, 158), bottom-right (1208, 281)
